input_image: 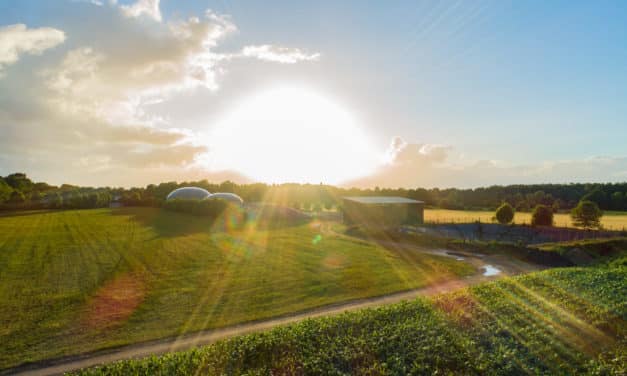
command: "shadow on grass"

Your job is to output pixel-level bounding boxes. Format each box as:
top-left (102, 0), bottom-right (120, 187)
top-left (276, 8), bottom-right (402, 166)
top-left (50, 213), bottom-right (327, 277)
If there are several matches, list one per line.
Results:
top-left (111, 207), bottom-right (219, 238)
top-left (0, 209), bottom-right (59, 218)
top-left (111, 205), bottom-right (313, 239)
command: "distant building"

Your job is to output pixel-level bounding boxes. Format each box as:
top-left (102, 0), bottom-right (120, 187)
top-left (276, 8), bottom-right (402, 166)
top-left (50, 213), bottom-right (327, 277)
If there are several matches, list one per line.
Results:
top-left (342, 196), bottom-right (424, 227)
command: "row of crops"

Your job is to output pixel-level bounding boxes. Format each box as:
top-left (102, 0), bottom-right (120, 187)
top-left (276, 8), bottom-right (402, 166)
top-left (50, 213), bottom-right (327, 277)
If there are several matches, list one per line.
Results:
top-left (75, 258), bottom-right (626, 375)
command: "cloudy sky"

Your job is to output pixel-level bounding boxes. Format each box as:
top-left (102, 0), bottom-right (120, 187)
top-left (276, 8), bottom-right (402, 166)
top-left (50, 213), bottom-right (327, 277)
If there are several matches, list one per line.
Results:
top-left (1, 0), bottom-right (626, 188)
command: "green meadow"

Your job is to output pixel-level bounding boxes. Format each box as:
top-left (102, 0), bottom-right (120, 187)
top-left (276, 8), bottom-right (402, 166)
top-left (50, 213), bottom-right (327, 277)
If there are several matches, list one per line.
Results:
top-left (0, 208), bottom-right (473, 369)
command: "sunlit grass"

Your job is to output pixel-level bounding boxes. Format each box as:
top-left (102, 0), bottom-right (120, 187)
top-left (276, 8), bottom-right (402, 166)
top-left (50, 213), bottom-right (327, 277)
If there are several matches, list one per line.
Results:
top-left (0, 208), bottom-right (473, 369)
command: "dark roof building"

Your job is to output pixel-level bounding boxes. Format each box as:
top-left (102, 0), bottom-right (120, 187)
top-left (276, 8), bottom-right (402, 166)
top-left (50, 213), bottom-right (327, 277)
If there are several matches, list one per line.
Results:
top-left (342, 196), bottom-right (424, 227)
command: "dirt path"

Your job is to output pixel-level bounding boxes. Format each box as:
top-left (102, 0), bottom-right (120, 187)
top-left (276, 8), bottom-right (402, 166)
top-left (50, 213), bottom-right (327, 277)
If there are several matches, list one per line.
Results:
top-left (6, 241), bottom-right (541, 376)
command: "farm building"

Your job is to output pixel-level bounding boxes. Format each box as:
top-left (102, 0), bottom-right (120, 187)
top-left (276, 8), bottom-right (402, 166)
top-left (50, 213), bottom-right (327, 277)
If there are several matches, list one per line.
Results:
top-left (342, 196), bottom-right (424, 227)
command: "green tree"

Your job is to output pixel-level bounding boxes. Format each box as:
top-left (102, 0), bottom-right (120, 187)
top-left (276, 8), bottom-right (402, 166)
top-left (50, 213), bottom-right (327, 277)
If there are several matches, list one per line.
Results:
top-left (45, 192), bottom-right (63, 209)
top-left (0, 179), bottom-right (12, 203)
top-left (610, 192), bottom-right (625, 211)
top-left (582, 189), bottom-right (609, 209)
top-left (571, 200), bottom-right (603, 229)
top-left (8, 191), bottom-right (26, 204)
top-left (531, 205), bottom-right (553, 226)
top-left (29, 191), bottom-right (42, 204)
top-left (495, 203), bottom-right (515, 224)
top-left (5, 173), bottom-right (34, 193)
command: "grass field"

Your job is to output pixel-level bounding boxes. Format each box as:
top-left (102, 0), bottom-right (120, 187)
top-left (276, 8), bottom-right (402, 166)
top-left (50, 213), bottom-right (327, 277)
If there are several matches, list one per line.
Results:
top-left (425, 209), bottom-right (627, 230)
top-left (0, 208), bottom-right (473, 370)
top-left (74, 257), bottom-right (627, 375)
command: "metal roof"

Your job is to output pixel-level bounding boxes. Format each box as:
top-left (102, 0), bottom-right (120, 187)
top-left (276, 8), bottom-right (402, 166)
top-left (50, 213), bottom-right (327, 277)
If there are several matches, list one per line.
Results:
top-left (343, 196), bottom-right (424, 204)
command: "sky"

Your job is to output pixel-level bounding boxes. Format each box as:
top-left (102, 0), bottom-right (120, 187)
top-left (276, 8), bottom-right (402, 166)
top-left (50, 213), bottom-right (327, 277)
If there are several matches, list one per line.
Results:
top-left (0, 0), bottom-right (626, 188)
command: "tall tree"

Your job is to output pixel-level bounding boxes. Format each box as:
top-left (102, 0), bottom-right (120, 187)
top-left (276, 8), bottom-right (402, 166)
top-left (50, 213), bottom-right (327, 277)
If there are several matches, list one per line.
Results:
top-left (495, 203), bottom-right (515, 224)
top-left (571, 200), bottom-right (603, 229)
top-left (531, 205), bottom-right (553, 226)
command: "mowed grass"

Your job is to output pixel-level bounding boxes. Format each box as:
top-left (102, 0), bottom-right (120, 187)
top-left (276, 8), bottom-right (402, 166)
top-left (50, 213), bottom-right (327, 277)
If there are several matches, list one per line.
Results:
top-left (425, 209), bottom-right (627, 230)
top-left (0, 208), bottom-right (473, 370)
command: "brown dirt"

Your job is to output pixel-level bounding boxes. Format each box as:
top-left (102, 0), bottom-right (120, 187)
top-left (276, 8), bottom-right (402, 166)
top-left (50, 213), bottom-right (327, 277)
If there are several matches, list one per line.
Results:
top-left (83, 273), bottom-right (146, 329)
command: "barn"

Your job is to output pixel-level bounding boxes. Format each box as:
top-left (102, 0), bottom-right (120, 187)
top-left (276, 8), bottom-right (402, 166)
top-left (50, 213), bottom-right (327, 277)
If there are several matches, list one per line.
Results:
top-left (342, 196), bottom-right (424, 227)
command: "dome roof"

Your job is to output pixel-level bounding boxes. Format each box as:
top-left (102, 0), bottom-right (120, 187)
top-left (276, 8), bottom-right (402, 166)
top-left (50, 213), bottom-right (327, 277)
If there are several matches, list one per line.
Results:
top-left (205, 192), bottom-right (244, 206)
top-left (166, 187), bottom-right (211, 201)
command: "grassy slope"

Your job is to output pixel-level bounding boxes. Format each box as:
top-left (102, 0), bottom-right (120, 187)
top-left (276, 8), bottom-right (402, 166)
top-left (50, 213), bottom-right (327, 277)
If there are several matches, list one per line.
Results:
top-left (75, 259), bottom-right (627, 375)
top-left (0, 208), bottom-right (473, 369)
top-left (425, 209), bottom-right (627, 230)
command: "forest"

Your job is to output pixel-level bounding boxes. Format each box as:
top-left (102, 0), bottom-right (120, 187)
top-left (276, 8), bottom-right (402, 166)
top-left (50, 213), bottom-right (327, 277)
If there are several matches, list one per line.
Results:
top-left (1, 172), bottom-right (627, 212)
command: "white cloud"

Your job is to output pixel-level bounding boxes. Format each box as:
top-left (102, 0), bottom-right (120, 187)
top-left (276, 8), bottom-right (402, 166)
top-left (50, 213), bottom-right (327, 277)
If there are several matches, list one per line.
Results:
top-left (0, 24), bottom-right (65, 75)
top-left (346, 137), bottom-right (627, 188)
top-left (41, 10), bottom-right (239, 125)
top-left (120, 0), bottom-right (162, 22)
top-left (241, 44), bottom-right (320, 64)
top-left (0, 4), bottom-right (323, 187)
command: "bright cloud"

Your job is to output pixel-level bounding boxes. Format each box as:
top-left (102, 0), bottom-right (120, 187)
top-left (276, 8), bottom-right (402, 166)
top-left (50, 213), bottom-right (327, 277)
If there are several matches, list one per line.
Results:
top-left (347, 137), bottom-right (627, 188)
top-left (0, 24), bottom-right (65, 75)
top-left (120, 0), bottom-right (162, 22)
top-left (242, 45), bottom-right (320, 64)
top-left (0, 3), bottom-right (322, 187)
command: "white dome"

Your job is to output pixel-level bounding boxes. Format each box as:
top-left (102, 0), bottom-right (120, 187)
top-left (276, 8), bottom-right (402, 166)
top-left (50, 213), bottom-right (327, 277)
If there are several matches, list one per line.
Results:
top-left (205, 192), bottom-right (244, 206)
top-left (166, 187), bottom-right (211, 201)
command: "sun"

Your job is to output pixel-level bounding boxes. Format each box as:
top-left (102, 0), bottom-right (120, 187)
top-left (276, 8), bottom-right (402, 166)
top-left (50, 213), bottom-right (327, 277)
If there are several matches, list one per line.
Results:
top-left (205, 86), bottom-right (379, 184)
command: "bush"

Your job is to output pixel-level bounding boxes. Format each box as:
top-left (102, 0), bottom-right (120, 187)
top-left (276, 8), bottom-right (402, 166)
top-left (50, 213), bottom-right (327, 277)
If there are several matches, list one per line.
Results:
top-left (495, 203), bottom-right (514, 224)
top-left (531, 205), bottom-right (553, 226)
top-left (570, 200), bottom-right (602, 229)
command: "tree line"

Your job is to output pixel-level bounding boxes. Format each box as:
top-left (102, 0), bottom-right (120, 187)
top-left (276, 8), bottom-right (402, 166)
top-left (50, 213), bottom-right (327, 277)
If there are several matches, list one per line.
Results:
top-left (1, 172), bottom-right (627, 213)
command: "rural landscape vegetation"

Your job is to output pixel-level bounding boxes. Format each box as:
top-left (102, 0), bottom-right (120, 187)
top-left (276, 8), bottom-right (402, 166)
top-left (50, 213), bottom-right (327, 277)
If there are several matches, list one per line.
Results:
top-left (1, 173), bottom-right (625, 374)
top-left (1, 1), bottom-right (626, 375)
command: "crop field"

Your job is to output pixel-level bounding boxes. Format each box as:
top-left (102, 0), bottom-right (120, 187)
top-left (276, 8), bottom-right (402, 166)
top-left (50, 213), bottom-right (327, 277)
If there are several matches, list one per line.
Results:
top-left (74, 258), bottom-right (627, 375)
top-left (0, 208), bottom-right (473, 370)
top-left (425, 209), bottom-right (627, 230)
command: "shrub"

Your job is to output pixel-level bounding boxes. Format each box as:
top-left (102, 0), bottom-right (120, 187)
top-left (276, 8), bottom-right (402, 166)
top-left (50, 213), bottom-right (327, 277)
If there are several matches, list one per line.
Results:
top-left (495, 203), bottom-right (514, 224)
top-left (531, 205), bottom-right (553, 226)
top-left (570, 200), bottom-right (602, 229)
